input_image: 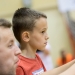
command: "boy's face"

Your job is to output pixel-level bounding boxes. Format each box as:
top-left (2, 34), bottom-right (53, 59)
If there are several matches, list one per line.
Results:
top-left (0, 27), bottom-right (21, 75)
top-left (29, 18), bottom-right (49, 50)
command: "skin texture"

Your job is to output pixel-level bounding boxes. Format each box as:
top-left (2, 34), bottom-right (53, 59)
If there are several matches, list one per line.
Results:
top-left (0, 27), bottom-right (21, 75)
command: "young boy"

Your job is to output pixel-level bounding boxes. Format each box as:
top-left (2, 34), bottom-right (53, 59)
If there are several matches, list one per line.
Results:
top-left (12, 7), bottom-right (75, 75)
top-left (12, 7), bottom-right (49, 75)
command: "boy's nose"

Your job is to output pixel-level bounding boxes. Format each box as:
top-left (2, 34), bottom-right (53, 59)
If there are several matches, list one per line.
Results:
top-left (46, 35), bottom-right (49, 40)
top-left (47, 36), bottom-right (49, 40)
top-left (45, 33), bottom-right (49, 40)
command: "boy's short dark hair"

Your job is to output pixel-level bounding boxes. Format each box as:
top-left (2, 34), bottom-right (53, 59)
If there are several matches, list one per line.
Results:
top-left (12, 7), bottom-right (47, 43)
top-left (0, 19), bottom-right (11, 28)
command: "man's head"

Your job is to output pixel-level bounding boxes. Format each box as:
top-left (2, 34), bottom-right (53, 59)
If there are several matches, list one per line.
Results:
top-left (12, 7), bottom-right (49, 50)
top-left (0, 19), bottom-right (21, 75)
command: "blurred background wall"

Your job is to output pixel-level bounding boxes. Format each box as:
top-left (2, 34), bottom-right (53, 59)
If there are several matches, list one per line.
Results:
top-left (0, 0), bottom-right (75, 67)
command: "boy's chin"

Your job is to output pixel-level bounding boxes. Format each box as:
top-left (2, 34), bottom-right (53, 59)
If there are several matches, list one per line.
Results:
top-left (38, 47), bottom-right (45, 51)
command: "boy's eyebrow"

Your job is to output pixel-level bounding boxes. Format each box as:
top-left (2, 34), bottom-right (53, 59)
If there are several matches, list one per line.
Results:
top-left (42, 28), bottom-right (47, 30)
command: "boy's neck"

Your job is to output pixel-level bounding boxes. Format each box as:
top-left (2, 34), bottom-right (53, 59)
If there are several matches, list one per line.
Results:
top-left (21, 48), bottom-right (36, 59)
top-left (20, 43), bottom-right (37, 59)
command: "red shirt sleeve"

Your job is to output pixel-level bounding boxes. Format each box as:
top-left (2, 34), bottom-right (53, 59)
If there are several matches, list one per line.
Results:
top-left (16, 66), bottom-right (25, 75)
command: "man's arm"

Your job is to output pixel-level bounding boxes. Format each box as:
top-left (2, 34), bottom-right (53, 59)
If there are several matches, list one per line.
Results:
top-left (41, 59), bottom-right (75, 75)
top-left (59, 63), bottom-right (75, 75)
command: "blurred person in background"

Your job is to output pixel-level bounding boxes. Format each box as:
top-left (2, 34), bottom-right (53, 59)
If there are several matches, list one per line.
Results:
top-left (37, 43), bottom-right (54, 70)
top-left (57, 49), bottom-right (74, 67)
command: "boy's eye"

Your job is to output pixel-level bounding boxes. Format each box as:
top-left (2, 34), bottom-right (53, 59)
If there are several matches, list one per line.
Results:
top-left (41, 31), bottom-right (45, 33)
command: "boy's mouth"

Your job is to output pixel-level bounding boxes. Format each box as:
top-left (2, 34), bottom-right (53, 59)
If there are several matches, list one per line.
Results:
top-left (44, 42), bottom-right (47, 45)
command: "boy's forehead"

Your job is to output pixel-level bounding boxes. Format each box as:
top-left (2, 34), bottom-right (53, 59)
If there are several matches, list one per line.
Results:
top-left (34, 18), bottom-right (47, 30)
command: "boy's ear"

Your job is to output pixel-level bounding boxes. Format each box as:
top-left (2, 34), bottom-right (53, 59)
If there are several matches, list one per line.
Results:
top-left (22, 31), bottom-right (30, 42)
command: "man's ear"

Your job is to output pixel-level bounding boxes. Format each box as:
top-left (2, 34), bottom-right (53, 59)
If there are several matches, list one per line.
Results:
top-left (21, 31), bottom-right (30, 42)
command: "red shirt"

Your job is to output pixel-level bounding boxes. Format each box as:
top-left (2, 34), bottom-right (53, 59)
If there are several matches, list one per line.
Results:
top-left (16, 54), bottom-right (46, 75)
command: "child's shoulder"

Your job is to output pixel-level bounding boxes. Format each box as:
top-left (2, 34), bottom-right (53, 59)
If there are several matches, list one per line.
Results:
top-left (36, 53), bottom-right (42, 61)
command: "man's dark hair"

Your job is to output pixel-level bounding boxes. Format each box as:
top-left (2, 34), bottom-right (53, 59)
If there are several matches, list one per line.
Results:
top-left (0, 19), bottom-right (11, 28)
top-left (12, 7), bottom-right (47, 43)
